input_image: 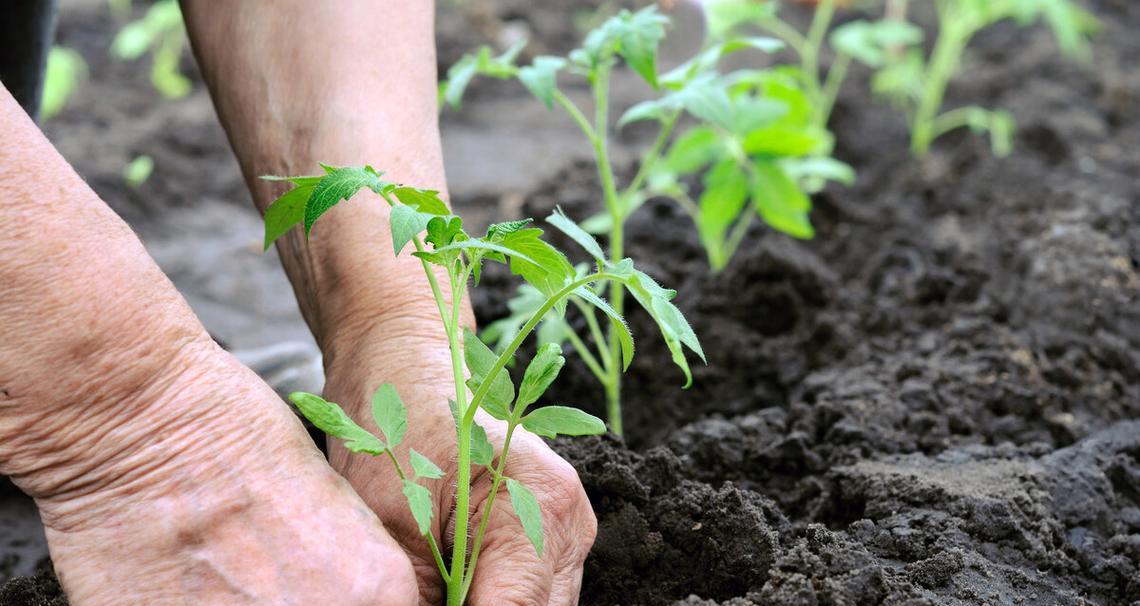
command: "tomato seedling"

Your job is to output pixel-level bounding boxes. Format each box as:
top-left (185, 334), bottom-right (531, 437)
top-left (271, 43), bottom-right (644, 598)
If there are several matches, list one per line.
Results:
top-left (871, 0), bottom-right (1098, 156)
top-left (442, 4), bottom-right (848, 431)
top-left (261, 164), bottom-right (699, 605)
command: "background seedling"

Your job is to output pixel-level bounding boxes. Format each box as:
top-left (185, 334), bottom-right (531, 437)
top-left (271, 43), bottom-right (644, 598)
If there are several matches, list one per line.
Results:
top-left (261, 163), bottom-right (700, 604)
top-left (110, 0), bottom-right (191, 99)
top-left (443, 4), bottom-right (846, 431)
top-left (871, 0), bottom-right (1098, 156)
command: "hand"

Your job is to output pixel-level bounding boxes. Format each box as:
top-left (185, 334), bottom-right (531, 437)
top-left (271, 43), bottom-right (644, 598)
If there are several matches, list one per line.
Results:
top-left (22, 342), bottom-right (421, 606)
top-left (322, 321), bottom-right (598, 606)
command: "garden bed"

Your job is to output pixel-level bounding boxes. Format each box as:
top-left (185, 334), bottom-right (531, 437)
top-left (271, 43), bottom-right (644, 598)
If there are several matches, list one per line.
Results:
top-left (2, 0), bottom-right (1139, 604)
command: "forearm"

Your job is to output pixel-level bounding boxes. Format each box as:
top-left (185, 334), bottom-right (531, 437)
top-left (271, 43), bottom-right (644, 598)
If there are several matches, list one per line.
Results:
top-left (181, 0), bottom-right (472, 365)
top-left (0, 86), bottom-right (227, 505)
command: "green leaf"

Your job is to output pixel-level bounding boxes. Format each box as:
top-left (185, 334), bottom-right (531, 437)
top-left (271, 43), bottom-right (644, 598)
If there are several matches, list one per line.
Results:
top-left (662, 127), bottom-right (723, 175)
top-left (263, 183), bottom-right (316, 249)
top-left (522, 406), bottom-right (607, 438)
top-left (371, 384), bottom-right (408, 449)
top-left (464, 328), bottom-right (514, 420)
top-left (743, 124), bottom-right (831, 157)
top-left (698, 159), bottom-right (750, 271)
top-left (516, 343), bottom-right (565, 411)
top-left (425, 216), bottom-right (464, 248)
top-left (417, 239), bottom-right (536, 267)
top-left (677, 76), bottom-right (736, 132)
top-left (622, 269), bottom-right (704, 387)
top-left (486, 219), bottom-right (534, 241)
top-left (470, 422), bottom-right (495, 467)
top-left (289, 392), bottom-right (386, 455)
top-left (519, 56), bottom-right (567, 109)
top-left (831, 20), bottom-right (924, 68)
top-left (304, 166), bottom-right (387, 235)
top-left (573, 288), bottom-right (635, 370)
top-left (388, 204), bottom-right (435, 255)
top-left (500, 229), bottom-right (575, 298)
top-left (402, 479), bottom-right (434, 535)
top-left (391, 186), bottom-right (451, 215)
top-left (750, 159), bottom-right (814, 239)
top-left (617, 96), bottom-right (682, 129)
top-left (617, 6), bottom-right (668, 88)
top-left (410, 449), bottom-right (444, 480)
top-left (123, 154), bottom-right (154, 188)
top-left (442, 54), bottom-right (479, 109)
top-left (506, 478), bottom-right (544, 557)
top-left (545, 208), bottom-right (605, 263)
top-left (702, 0), bottom-right (778, 39)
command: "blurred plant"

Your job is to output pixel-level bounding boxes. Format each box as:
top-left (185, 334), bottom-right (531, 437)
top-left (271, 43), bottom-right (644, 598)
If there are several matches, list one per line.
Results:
top-left (123, 154), bottom-right (154, 187)
top-left (441, 4), bottom-right (856, 431)
top-left (871, 0), bottom-right (1098, 156)
top-left (40, 46), bottom-right (88, 120)
top-left (261, 164), bottom-right (695, 604)
top-left (111, 0), bottom-right (191, 99)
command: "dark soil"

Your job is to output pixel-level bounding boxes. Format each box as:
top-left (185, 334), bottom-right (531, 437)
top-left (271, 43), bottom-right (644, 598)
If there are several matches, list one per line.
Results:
top-left (3, 0), bottom-right (1139, 605)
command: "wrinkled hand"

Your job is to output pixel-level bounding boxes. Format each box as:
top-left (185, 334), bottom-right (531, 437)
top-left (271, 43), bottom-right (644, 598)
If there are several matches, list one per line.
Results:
top-left (323, 325), bottom-right (597, 606)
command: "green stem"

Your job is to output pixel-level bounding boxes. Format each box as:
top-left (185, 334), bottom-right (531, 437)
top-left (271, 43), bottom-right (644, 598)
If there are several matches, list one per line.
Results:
top-left (380, 190), bottom-right (469, 603)
top-left (802, 0), bottom-right (837, 116)
top-left (554, 90), bottom-right (598, 144)
top-left (818, 52), bottom-right (851, 128)
top-left (564, 324), bottom-right (609, 385)
top-left (928, 106), bottom-right (983, 140)
top-left (446, 278), bottom-right (471, 606)
top-left (590, 62), bottom-right (628, 437)
top-left (572, 298), bottom-right (612, 369)
top-left (721, 211), bottom-right (756, 271)
top-left (464, 272), bottom-right (625, 427)
top-left (458, 420), bottom-right (518, 601)
top-left (758, 17), bottom-right (809, 58)
top-left (384, 449), bottom-right (449, 583)
top-left (912, 9), bottom-right (973, 156)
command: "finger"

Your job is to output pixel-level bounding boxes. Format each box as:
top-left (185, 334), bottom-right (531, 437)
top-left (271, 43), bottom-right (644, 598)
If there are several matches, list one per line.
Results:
top-left (466, 433), bottom-right (596, 606)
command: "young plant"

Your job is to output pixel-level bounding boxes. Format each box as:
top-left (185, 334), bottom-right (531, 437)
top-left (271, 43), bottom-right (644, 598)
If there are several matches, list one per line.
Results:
top-left (868, 0), bottom-right (1098, 156)
top-left (442, 4), bottom-right (844, 430)
top-left (702, 0), bottom-right (923, 130)
top-left (110, 0), bottom-right (191, 99)
top-left (261, 163), bottom-right (700, 605)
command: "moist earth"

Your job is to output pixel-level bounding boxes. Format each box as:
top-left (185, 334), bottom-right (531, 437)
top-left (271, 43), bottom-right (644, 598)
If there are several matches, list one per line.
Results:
top-left (3, 0), bottom-right (1139, 605)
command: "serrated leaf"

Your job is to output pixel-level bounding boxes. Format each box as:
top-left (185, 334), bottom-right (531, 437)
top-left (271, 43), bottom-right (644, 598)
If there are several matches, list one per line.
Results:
top-left (263, 183), bottom-right (315, 249)
top-left (546, 208), bottom-right (605, 263)
top-left (470, 422), bottom-right (495, 467)
top-left (425, 216), bottom-right (464, 248)
top-left (388, 204), bottom-right (435, 255)
top-left (410, 449), bottom-right (444, 480)
top-left (500, 229), bottom-right (575, 299)
top-left (304, 166), bottom-right (387, 235)
top-left (506, 478), bottom-right (544, 556)
top-left (617, 6), bottom-right (668, 88)
top-left (522, 406), bottom-right (607, 438)
top-left (621, 269), bottom-right (703, 387)
top-left (486, 219), bottom-right (533, 241)
top-left (289, 392), bottom-right (385, 455)
top-left (519, 56), bottom-right (567, 109)
top-left (516, 343), bottom-right (565, 411)
top-left (751, 159), bottom-right (814, 239)
top-left (371, 384), bottom-right (408, 448)
top-left (573, 287), bottom-right (635, 370)
top-left (402, 479), bottom-right (434, 535)
top-left (392, 186), bottom-right (451, 215)
top-left (464, 328), bottom-right (514, 420)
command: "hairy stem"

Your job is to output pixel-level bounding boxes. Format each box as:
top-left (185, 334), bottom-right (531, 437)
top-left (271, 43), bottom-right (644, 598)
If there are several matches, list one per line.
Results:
top-left (459, 419), bottom-right (518, 601)
top-left (383, 449), bottom-right (449, 583)
top-left (446, 273), bottom-right (471, 606)
top-left (590, 62), bottom-right (627, 437)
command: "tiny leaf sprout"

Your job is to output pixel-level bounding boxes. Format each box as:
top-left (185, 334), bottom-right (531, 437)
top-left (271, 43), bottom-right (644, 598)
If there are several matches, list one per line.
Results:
top-left (260, 163), bottom-right (700, 605)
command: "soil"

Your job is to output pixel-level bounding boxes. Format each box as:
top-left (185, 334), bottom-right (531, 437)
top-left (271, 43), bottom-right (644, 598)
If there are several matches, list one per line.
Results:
top-left (3, 0), bottom-right (1139, 605)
